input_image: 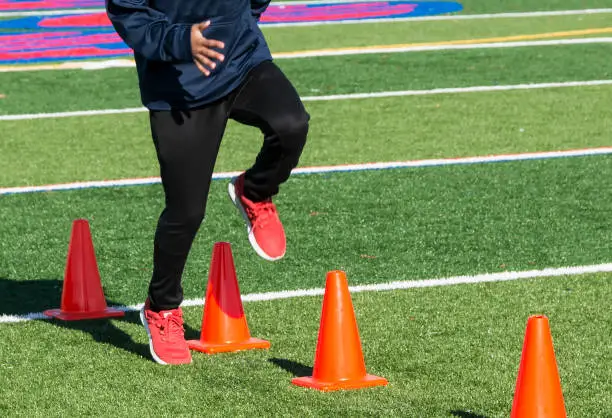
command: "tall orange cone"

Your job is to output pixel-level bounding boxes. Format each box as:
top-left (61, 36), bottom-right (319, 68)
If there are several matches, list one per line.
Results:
top-left (187, 242), bottom-right (270, 354)
top-left (292, 270), bottom-right (388, 391)
top-left (510, 315), bottom-right (567, 418)
top-left (44, 219), bottom-right (124, 320)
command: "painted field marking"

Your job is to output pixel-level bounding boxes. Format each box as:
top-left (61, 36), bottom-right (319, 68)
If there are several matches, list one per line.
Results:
top-left (275, 27), bottom-right (612, 58)
top-left (1, 4), bottom-right (611, 21)
top-left (2, 33), bottom-right (611, 72)
top-left (2, 79), bottom-right (612, 121)
top-left (2, 262), bottom-right (611, 323)
top-left (1, 147), bottom-right (611, 196)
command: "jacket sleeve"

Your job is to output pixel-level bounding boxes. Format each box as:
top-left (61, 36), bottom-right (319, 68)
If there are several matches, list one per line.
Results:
top-left (250, 0), bottom-right (271, 21)
top-left (105, 0), bottom-right (193, 62)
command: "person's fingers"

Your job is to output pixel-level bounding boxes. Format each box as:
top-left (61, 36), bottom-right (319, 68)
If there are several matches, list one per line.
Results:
top-left (191, 21), bottom-right (225, 68)
top-left (203, 38), bottom-right (225, 50)
top-left (194, 54), bottom-right (217, 71)
top-left (194, 58), bottom-right (210, 76)
top-left (199, 47), bottom-right (225, 62)
top-left (195, 21), bottom-right (211, 32)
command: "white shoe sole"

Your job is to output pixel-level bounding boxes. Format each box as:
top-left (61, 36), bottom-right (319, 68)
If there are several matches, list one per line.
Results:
top-left (140, 307), bottom-right (169, 365)
top-left (228, 177), bottom-right (285, 262)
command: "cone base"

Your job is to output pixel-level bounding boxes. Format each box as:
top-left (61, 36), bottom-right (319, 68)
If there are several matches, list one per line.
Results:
top-left (43, 308), bottom-right (125, 321)
top-left (187, 337), bottom-right (270, 354)
top-left (291, 374), bottom-right (388, 392)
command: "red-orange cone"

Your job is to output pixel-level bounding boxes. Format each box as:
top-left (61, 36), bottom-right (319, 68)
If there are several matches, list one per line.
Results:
top-left (187, 242), bottom-right (270, 354)
top-left (510, 315), bottom-right (567, 418)
top-left (292, 270), bottom-right (388, 391)
top-left (44, 219), bottom-right (124, 320)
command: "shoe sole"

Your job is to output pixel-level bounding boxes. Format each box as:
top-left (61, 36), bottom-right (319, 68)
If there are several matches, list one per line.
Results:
top-left (228, 177), bottom-right (285, 262)
top-left (140, 307), bottom-right (169, 365)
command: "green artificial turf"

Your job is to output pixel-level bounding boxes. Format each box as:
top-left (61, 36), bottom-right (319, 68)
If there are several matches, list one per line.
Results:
top-left (1, 85), bottom-right (611, 187)
top-left (0, 3), bottom-right (611, 415)
top-left (0, 274), bottom-right (609, 416)
top-left (0, 155), bottom-right (610, 304)
top-left (1, 37), bottom-right (612, 115)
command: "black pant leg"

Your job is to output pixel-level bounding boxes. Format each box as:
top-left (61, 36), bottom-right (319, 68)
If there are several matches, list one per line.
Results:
top-left (229, 61), bottom-right (309, 201)
top-left (148, 103), bottom-right (230, 311)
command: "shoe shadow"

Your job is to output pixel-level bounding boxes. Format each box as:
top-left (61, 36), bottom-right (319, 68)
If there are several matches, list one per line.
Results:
top-left (0, 277), bottom-right (150, 361)
top-left (56, 312), bottom-right (152, 360)
top-left (184, 324), bottom-right (203, 341)
top-left (269, 357), bottom-right (313, 377)
top-left (449, 410), bottom-right (490, 418)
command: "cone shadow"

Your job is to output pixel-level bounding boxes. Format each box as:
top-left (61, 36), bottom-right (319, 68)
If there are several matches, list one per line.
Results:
top-left (183, 322), bottom-right (202, 341)
top-left (0, 277), bottom-right (62, 315)
top-left (269, 358), bottom-right (313, 377)
top-left (0, 277), bottom-right (149, 360)
top-left (54, 313), bottom-right (151, 360)
top-left (450, 410), bottom-right (489, 418)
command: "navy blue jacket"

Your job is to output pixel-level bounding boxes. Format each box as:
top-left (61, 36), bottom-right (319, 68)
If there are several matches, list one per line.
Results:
top-left (106, 0), bottom-right (273, 110)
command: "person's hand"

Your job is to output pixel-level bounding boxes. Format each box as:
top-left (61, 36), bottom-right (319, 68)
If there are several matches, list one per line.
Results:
top-left (190, 21), bottom-right (225, 76)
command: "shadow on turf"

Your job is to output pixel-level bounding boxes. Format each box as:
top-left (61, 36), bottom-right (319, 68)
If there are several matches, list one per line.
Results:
top-left (269, 358), bottom-right (313, 377)
top-left (450, 410), bottom-right (489, 418)
top-left (0, 277), bottom-right (197, 363)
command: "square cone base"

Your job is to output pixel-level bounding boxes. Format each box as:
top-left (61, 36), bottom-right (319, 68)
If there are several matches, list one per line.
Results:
top-left (291, 374), bottom-right (388, 392)
top-left (187, 338), bottom-right (270, 354)
top-left (43, 308), bottom-right (125, 321)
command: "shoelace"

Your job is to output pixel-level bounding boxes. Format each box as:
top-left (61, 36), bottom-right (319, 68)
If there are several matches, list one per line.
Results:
top-left (245, 199), bottom-right (277, 229)
top-left (151, 311), bottom-right (185, 342)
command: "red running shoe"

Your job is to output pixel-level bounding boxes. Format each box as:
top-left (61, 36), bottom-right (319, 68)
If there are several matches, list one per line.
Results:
top-left (140, 300), bottom-right (192, 365)
top-left (228, 174), bottom-right (286, 261)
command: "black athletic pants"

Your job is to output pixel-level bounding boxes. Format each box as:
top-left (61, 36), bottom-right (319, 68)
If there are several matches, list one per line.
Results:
top-left (147, 61), bottom-right (309, 311)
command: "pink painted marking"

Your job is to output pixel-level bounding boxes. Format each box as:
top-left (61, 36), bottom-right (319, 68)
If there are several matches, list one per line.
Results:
top-left (31, 3), bottom-right (418, 27)
top-left (0, 0), bottom-right (100, 11)
top-left (39, 12), bottom-right (110, 27)
top-left (0, 32), bottom-right (122, 52)
top-left (0, 46), bottom-right (130, 60)
top-left (262, 3), bottom-right (417, 22)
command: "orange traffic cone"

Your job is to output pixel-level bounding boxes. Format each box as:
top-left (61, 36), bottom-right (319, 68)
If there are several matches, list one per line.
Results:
top-left (187, 242), bottom-right (270, 354)
top-left (292, 270), bottom-right (388, 391)
top-left (510, 315), bottom-right (567, 418)
top-left (44, 219), bottom-right (124, 320)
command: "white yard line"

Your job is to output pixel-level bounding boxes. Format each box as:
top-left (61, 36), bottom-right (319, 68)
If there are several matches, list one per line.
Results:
top-left (1, 147), bottom-right (611, 196)
top-left (0, 106), bottom-right (146, 120)
top-left (2, 79), bottom-right (612, 122)
top-left (1, 262), bottom-right (611, 323)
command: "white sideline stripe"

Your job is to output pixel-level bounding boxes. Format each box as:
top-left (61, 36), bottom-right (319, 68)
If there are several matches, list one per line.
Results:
top-left (0, 106), bottom-right (146, 120)
top-left (1, 263), bottom-right (611, 324)
top-left (3, 37), bottom-right (611, 73)
top-left (3, 79), bottom-right (612, 122)
top-left (1, 147), bottom-right (611, 196)
top-left (2, 6), bottom-right (612, 21)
